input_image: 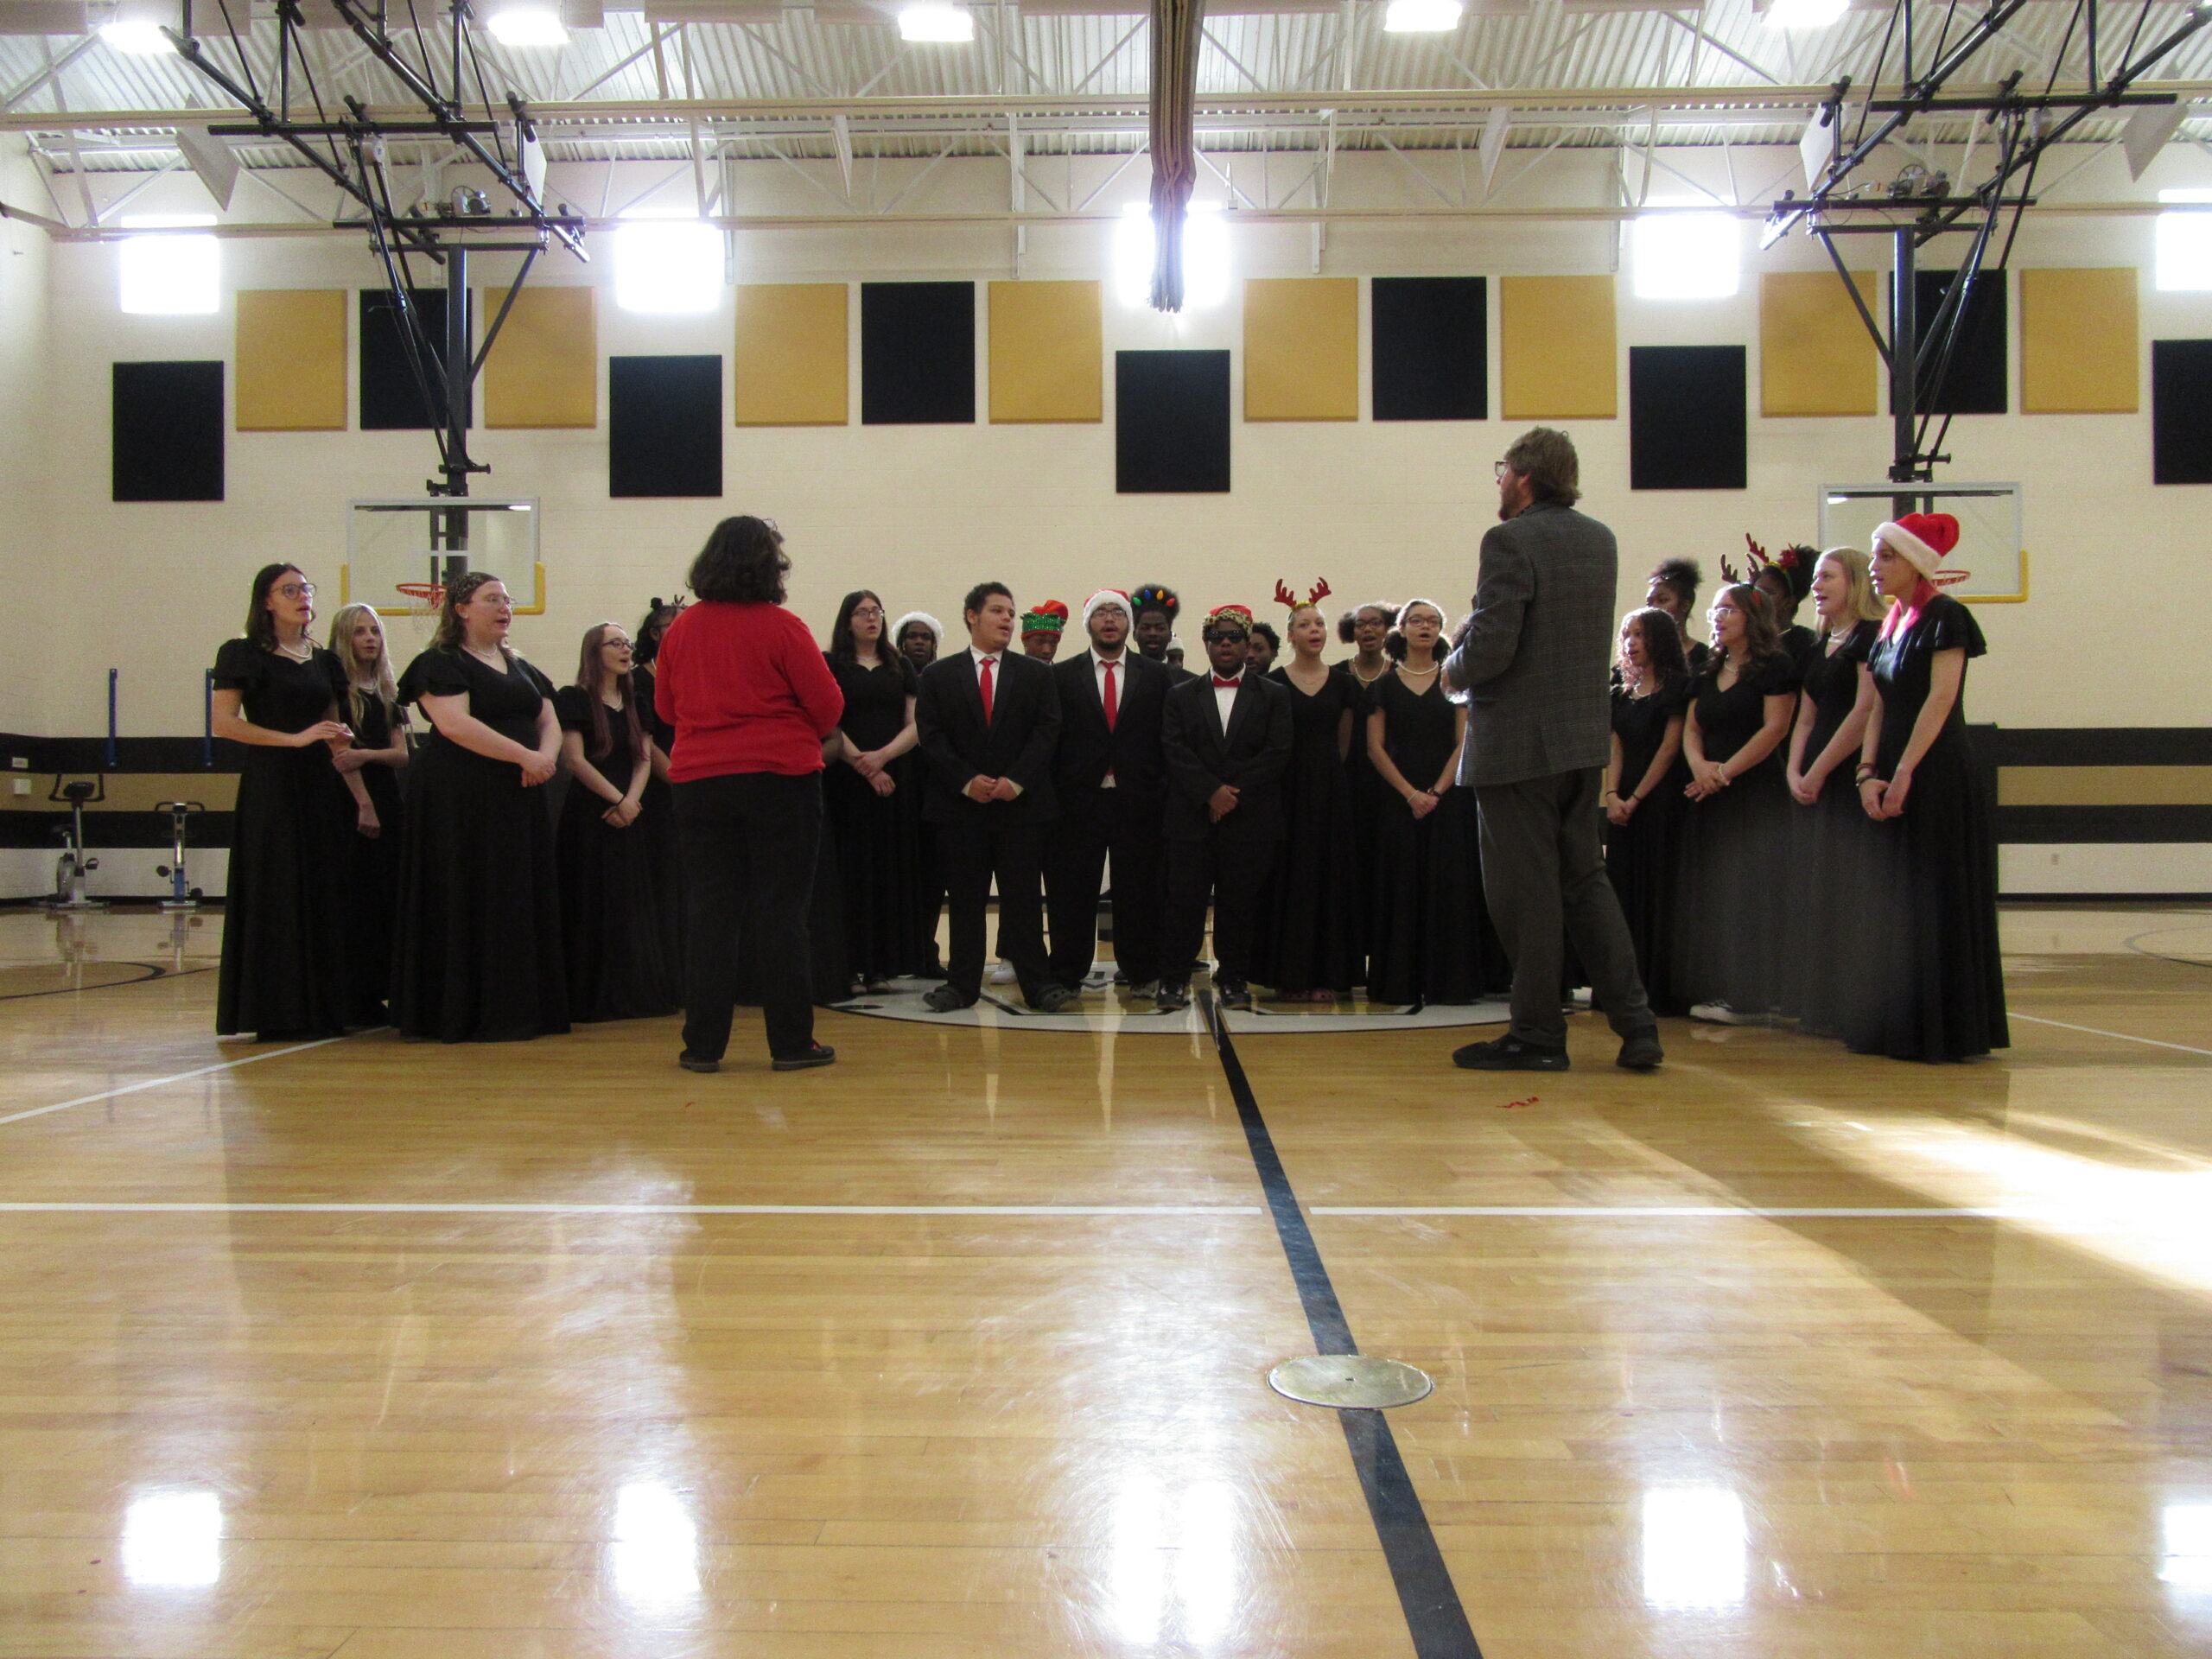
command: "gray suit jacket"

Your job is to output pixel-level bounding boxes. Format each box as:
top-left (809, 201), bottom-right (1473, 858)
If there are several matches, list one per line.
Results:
top-left (1443, 500), bottom-right (1618, 789)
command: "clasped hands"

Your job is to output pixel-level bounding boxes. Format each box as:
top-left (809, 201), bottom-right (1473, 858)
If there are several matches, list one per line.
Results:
top-left (963, 774), bottom-right (1022, 804)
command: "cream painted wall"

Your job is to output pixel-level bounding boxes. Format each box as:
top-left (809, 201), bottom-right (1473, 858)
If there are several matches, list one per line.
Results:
top-left (13, 140), bottom-right (2212, 741)
top-left (0, 135), bottom-right (52, 734)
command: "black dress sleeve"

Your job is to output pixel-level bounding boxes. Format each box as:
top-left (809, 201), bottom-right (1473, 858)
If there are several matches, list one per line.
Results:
top-left (212, 638), bottom-right (262, 692)
top-left (396, 646), bottom-right (471, 705)
top-left (1757, 656), bottom-right (1803, 698)
top-left (519, 659), bottom-right (560, 704)
top-left (553, 685), bottom-right (591, 734)
top-left (1916, 595), bottom-right (1988, 658)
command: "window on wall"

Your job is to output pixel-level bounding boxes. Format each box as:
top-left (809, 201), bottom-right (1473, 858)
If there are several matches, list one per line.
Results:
top-left (118, 214), bottom-right (219, 315)
top-left (1630, 207), bottom-right (1740, 301)
top-left (1114, 202), bottom-right (1230, 309)
top-left (613, 217), bottom-right (722, 315)
top-left (2156, 191), bottom-right (2212, 293)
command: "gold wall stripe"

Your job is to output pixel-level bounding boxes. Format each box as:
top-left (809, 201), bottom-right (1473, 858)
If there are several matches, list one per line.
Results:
top-left (1999, 766), bottom-right (2212, 808)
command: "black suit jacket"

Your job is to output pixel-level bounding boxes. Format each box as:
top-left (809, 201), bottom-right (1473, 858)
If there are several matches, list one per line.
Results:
top-left (917, 650), bottom-right (1061, 826)
top-left (1051, 650), bottom-right (1171, 808)
top-left (1160, 672), bottom-right (1294, 842)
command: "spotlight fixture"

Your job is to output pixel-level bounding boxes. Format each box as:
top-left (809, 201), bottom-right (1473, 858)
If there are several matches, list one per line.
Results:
top-left (1764, 0), bottom-right (1848, 28)
top-left (899, 3), bottom-right (974, 42)
top-left (1384, 0), bottom-right (1461, 30)
top-left (99, 0), bottom-right (178, 53)
top-left (485, 3), bottom-right (569, 47)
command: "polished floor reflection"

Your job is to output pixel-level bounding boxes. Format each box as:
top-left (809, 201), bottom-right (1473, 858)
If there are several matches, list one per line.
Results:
top-left (1, 905), bottom-right (2208, 1657)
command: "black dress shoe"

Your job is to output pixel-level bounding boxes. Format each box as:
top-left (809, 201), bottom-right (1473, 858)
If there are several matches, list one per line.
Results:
top-left (677, 1052), bottom-right (721, 1074)
top-left (1452, 1034), bottom-right (1570, 1071)
top-left (771, 1043), bottom-right (836, 1071)
top-left (922, 985), bottom-right (974, 1014)
top-left (1615, 1027), bottom-right (1665, 1071)
top-left (1215, 980), bottom-right (1254, 1011)
top-left (1154, 983), bottom-right (1191, 1013)
top-left (1030, 983), bottom-right (1075, 1014)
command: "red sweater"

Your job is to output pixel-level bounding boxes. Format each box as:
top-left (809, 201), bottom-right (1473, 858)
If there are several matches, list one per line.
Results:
top-left (653, 601), bottom-right (844, 781)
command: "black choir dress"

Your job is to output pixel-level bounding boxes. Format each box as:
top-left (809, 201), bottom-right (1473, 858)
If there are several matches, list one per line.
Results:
top-left (1251, 665), bottom-right (1364, 996)
top-left (1670, 652), bottom-right (1802, 1015)
top-left (1364, 669), bottom-right (1511, 1007)
top-left (391, 645), bottom-right (569, 1042)
top-left (631, 662), bottom-right (686, 987)
top-left (1788, 623), bottom-right (1878, 1033)
top-left (554, 687), bottom-right (680, 1022)
top-left (1840, 598), bottom-right (2009, 1062)
top-left (1779, 622), bottom-right (1821, 678)
top-left (822, 655), bottom-right (929, 983)
top-left (334, 681), bottom-right (407, 1017)
top-left (211, 639), bottom-right (365, 1038)
top-left (1605, 680), bottom-right (1690, 1016)
top-left (1340, 663), bottom-right (1394, 976)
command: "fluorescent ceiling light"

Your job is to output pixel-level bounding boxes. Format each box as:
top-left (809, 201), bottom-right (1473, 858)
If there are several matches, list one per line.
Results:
top-left (613, 217), bottom-right (721, 314)
top-left (2156, 188), bottom-right (2212, 292)
top-left (1631, 209), bottom-right (1740, 300)
top-left (1384, 0), bottom-right (1461, 31)
top-left (1115, 200), bottom-right (1230, 309)
top-left (1765, 0), bottom-right (1849, 26)
top-left (899, 3), bottom-right (973, 41)
top-left (99, 18), bottom-right (173, 52)
top-left (118, 213), bottom-right (219, 315)
top-left (486, 3), bottom-right (569, 46)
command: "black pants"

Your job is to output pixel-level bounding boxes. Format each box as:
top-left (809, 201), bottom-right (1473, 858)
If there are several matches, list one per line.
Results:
top-left (939, 820), bottom-right (1050, 1003)
top-left (1475, 767), bottom-right (1653, 1047)
top-left (1044, 787), bottom-right (1166, 987)
top-left (675, 771), bottom-right (820, 1062)
top-left (1164, 835), bottom-right (1276, 989)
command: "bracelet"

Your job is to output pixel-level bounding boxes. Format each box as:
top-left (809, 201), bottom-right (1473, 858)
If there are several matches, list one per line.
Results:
top-left (1855, 765), bottom-right (1877, 781)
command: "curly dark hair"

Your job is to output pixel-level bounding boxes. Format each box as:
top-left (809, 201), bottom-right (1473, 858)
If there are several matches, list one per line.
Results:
top-left (1647, 558), bottom-right (1702, 618)
top-left (1337, 601), bottom-right (1398, 645)
top-left (963, 580), bottom-right (1013, 622)
top-left (1618, 606), bottom-right (1689, 695)
top-left (688, 517), bottom-right (788, 605)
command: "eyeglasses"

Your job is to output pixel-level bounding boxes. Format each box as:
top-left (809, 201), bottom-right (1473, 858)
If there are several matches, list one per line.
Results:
top-left (274, 582), bottom-right (315, 600)
top-left (851, 607), bottom-right (885, 620)
top-left (1493, 461), bottom-right (1510, 480)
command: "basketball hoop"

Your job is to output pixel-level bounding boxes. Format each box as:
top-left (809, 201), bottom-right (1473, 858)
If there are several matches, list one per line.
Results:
top-left (395, 582), bottom-right (445, 614)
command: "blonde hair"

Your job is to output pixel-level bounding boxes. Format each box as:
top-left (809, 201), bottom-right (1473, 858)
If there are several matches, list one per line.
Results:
top-left (325, 603), bottom-right (400, 731)
top-left (1814, 547), bottom-right (1887, 634)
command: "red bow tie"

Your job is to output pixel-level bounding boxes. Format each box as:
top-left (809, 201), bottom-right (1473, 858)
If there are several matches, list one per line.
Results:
top-left (1211, 675), bottom-right (1242, 690)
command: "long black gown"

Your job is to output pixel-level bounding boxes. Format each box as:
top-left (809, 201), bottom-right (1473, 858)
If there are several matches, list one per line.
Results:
top-left (823, 655), bottom-right (929, 983)
top-left (1788, 622), bottom-right (1878, 1032)
top-left (1605, 679), bottom-right (1690, 1016)
top-left (630, 662), bottom-right (686, 990)
top-left (1252, 664), bottom-right (1364, 996)
top-left (1339, 662), bottom-right (1393, 980)
top-left (334, 678), bottom-right (407, 1019)
top-left (212, 639), bottom-right (364, 1038)
top-left (1841, 598), bottom-right (2009, 1062)
top-left (1364, 669), bottom-right (1511, 1007)
top-left (391, 645), bottom-right (569, 1042)
top-left (554, 686), bottom-right (680, 1022)
top-left (1670, 652), bottom-right (1801, 1014)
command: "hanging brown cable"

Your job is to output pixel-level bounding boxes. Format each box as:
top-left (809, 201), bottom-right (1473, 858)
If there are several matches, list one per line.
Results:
top-left (1147, 0), bottom-right (1203, 310)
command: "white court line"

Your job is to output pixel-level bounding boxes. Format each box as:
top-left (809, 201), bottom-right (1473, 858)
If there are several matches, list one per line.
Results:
top-left (0, 1033), bottom-right (361, 1129)
top-left (2007, 1012), bottom-right (2212, 1058)
top-left (0, 1202), bottom-right (1266, 1217)
top-left (1314, 1205), bottom-right (2020, 1218)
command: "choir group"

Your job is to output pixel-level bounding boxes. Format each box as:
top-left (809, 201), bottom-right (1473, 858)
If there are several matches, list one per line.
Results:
top-left (208, 495), bottom-right (2007, 1071)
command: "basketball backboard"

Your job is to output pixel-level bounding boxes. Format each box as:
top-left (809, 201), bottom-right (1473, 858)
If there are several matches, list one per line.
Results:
top-left (341, 498), bottom-right (545, 617)
top-left (1816, 482), bottom-right (2026, 603)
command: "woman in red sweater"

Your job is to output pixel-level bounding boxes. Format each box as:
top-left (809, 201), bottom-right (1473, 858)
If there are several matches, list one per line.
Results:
top-left (653, 516), bottom-right (845, 1072)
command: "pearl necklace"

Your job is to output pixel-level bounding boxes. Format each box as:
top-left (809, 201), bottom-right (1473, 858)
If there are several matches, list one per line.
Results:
top-left (274, 638), bottom-right (313, 663)
top-left (1349, 660), bottom-right (1389, 685)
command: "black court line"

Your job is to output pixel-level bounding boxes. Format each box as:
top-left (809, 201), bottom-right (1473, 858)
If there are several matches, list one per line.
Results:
top-left (0, 962), bottom-right (213, 1001)
top-left (1199, 991), bottom-right (1483, 1659)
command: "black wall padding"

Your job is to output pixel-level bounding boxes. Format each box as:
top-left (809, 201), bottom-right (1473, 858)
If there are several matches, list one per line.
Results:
top-left (1116, 350), bottom-right (1231, 493)
top-left (861, 282), bottom-right (976, 424)
top-left (609, 355), bottom-right (722, 498)
top-left (1371, 276), bottom-right (1488, 422)
top-left (2152, 339), bottom-right (2212, 485)
top-left (359, 289), bottom-right (461, 431)
top-left (1894, 269), bottom-right (2008, 416)
top-left (1628, 345), bottom-right (1745, 491)
top-left (112, 360), bottom-right (224, 502)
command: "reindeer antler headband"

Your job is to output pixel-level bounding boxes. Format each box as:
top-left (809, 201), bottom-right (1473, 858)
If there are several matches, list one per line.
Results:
top-left (1272, 577), bottom-right (1334, 613)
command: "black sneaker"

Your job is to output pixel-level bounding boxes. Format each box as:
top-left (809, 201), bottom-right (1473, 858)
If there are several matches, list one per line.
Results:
top-left (1216, 980), bottom-right (1254, 1011)
top-left (1154, 982), bottom-right (1191, 1014)
top-left (771, 1043), bottom-right (837, 1071)
top-left (1030, 983), bottom-right (1076, 1014)
top-left (1452, 1034), bottom-right (1570, 1071)
top-left (922, 985), bottom-right (974, 1014)
top-left (677, 1052), bottom-right (721, 1074)
top-left (1615, 1027), bottom-right (1664, 1071)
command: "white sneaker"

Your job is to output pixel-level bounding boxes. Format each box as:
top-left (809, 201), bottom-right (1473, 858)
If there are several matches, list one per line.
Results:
top-left (988, 961), bottom-right (1017, 984)
top-left (1689, 1001), bottom-right (1757, 1026)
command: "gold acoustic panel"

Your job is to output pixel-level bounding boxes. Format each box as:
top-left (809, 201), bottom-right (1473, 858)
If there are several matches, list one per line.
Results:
top-left (1499, 276), bottom-right (1616, 420)
top-left (2021, 268), bottom-right (2139, 414)
top-left (482, 286), bottom-right (598, 429)
top-left (1760, 270), bottom-right (1880, 416)
top-left (0, 773), bottom-right (241, 814)
top-left (1998, 766), bottom-right (2212, 808)
top-left (734, 283), bottom-right (849, 426)
top-left (234, 289), bottom-right (346, 431)
top-left (988, 280), bottom-right (1103, 423)
top-left (1243, 276), bottom-right (1359, 421)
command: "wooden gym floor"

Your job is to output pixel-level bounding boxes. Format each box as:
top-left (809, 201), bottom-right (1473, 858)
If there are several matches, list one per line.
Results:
top-left (1, 904), bottom-right (2209, 1659)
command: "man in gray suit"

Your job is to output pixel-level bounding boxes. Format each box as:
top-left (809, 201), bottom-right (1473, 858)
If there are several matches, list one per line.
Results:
top-left (1444, 428), bottom-right (1663, 1072)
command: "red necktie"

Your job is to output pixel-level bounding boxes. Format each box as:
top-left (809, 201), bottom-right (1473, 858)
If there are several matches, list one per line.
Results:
top-left (979, 655), bottom-right (995, 724)
top-left (1102, 659), bottom-right (1118, 730)
top-left (1212, 675), bottom-right (1242, 690)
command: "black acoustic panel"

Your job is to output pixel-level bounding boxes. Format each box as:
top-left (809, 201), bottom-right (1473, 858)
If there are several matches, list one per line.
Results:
top-left (112, 360), bottom-right (224, 502)
top-left (1371, 276), bottom-right (1488, 422)
top-left (609, 354), bottom-right (722, 498)
top-left (1628, 345), bottom-right (1745, 492)
top-left (1891, 268), bottom-right (2008, 416)
top-left (359, 289), bottom-right (463, 430)
top-left (861, 281), bottom-right (976, 424)
top-left (2152, 339), bottom-right (2212, 485)
top-left (1116, 350), bottom-right (1231, 493)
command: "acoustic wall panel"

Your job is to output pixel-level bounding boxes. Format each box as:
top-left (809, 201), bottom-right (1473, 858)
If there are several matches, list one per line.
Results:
top-left (1759, 270), bottom-right (1878, 416)
top-left (359, 289), bottom-right (460, 430)
top-left (235, 289), bottom-right (346, 430)
top-left (1243, 276), bottom-right (1358, 421)
top-left (482, 286), bottom-right (598, 429)
top-left (1895, 269), bottom-right (2007, 416)
top-left (2152, 339), bottom-right (2212, 485)
top-left (609, 355), bottom-right (722, 498)
top-left (1371, 276), bottom-right (1487, 422)
top-left (987, 280), bottom-right (1102, 423)
top-left (861, 281), bottom-right (975, 424)
top-left (1500, 276), bottom-right (1616, 419)
top-left (2020, 268), bottom-right (2138, 414)
top-left (113, 360), bottom-right (225, 502)
top-left (1116, 350), bottom-right (1230, 493)
top-left (734, 283), bottom-right (849, 426)
top-left (1629, 345), bottom-right (1745, 491)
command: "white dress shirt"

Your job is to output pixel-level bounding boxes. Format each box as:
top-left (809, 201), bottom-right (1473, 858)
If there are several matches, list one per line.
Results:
top-left (1211, 669), bottom-right (1243, 731)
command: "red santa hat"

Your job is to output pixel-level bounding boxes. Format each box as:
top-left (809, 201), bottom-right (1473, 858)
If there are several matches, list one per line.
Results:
top-left (1872, 512), bottom-right (1963, 581)
top-left (1081, 588), bottom-right (1133, 629)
